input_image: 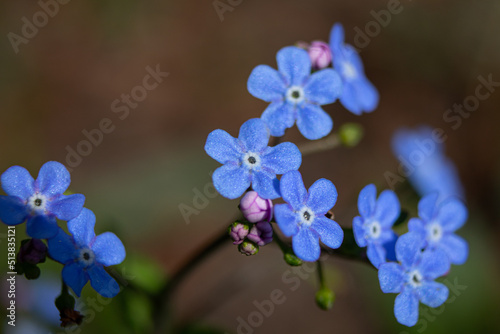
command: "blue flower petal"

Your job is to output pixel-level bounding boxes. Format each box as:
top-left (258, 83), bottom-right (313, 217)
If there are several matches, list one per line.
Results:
top-left (88, 265), bottom-right (120, 298)
top-left (367, 243), bottom-right (386, 268)
top-left (436, 198), bottom-right (467, 232)
top-left (417, 281), bottom-right (449, 308)
top-left (205, 129), bottom-right (243, 164)
top-left (274, 204), bottom-right (299, 237)
top-left (238, 118), bottom-right (270, 153)
top-left (374, 190), bottom-right (400, 227)
top-left (0, 196), bottom-right (28, 225)
top-left (339, 82), bottom-right (362, 115)
top-left (68, 208), bottom-right (96, 247)
top-left (408, 218), bottom-right (425, 235)
top-left (438, 234), bottom-right (468, 265)
top-left (277, 46), bottom-right (311, 86)
top-left (418, 193), bottom-right (439, 222)
top-left (26, 215), bottom-right (59, 239)
top-left (352, 216), bottom-right (367, 247)
top-left (296, 104), bottom-right (333, 140)
top-left (312, 216), bottom-right (343, 249)
top-left (357, 77), bottom-right (379, 112)
top-left (329, 23), bottom-right (344, 52)
top-left (1, 166), bottom-right (34, 200)
top-left (292, 227), bottom-right (320, 262)
top-left (261, 101), bottom-right (296, 137)
top-left (378, 262), bottom-right (404, 293)
top-left (394, 287), bottom-right (420, 327)
top-left (247, 65), bottom-right (287, 102)
top-left (91, 232), bottom-right (126, 266)
top-left (212, 164), bottom-right (250, 199)
top-left (306, 179), bottom-right (337, 214)
top-left (303, 69), bottom-right (342, 105)
top-left (342, 45), bottom-right (365, 75)
top-left (48, 194), bottom-right (85, 221)
top-left (358, 184), bottom-right (376, 217)
top-left (47, 228), bottom-right (77, 264)
top-left (62, 262), bottom-right (88, 297)
top-left (383, 233), bottom-right (398, 262)
top-left (418, 248), bottom-right (450, 280)
top-left (261, 142), bottom-right (302, 174)
top-left (396, 232), bottom-right (425, 269)
top-left (252, 170), bottom-right (280, 200)
top-left (279, 171), bottom-right (307, 210)
top-left (35, 161), bottom-right (71, 198)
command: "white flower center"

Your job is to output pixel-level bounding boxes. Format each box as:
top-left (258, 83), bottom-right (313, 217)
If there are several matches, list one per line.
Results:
top-left (27, 193), bottom-right (48, 214)
top-left (285, 85), bottom-right (305, 104)
top-left (342, 62), bottom-right (357, 80)
top-left (427, 222), bottom-right (443, 242)
top-left (367, 221), bottom-right (382, 239)
top-left (407, 269), bottom-right (423, 288)
top-left (79, 248), bottom-right (95, 267)
top-left (298, 206), bottom-right (315, 227)
top-left (242, 152), bottom-right (262, 169)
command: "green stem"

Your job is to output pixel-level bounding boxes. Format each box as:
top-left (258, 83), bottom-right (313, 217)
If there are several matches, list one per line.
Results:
top-left (316, 260), bottom-right (325, 288)
top-left (152, 230), bottom-right (229, 334)
top-left (298, 133), bottom-right (341, 156)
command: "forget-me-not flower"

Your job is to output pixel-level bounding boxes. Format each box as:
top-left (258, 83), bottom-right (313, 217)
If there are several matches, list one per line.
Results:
top-left (329, 23), bottom-right (379, 115)
top-left (247, 46), bottom-right (342, 140)
top-left (392, 126), bottom-right (465, 204)
top-left (408, 193), bottom-right (468, 265)
top-left (205, 118), bottom-right (302, 199)
top-left (48, 208), bottom-right (126, 298)
top-left (274, 171), bottom-right (343, 262)
top-left (0, 161), bottom-right (85, 239)
top-left (378, 232), bottom-right (450, 327)
top-left (353, 184), bottom-right (399, 268)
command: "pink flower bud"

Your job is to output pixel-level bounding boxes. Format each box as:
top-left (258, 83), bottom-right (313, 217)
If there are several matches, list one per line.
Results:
top-left (239, 240), bottom-right (259, 256)
top-left (228, 222), bottom-right (250, 245)
top-left (239, 191), bottom-right (273, 223)
top-left (308, 41), bottom-right (332, 70)
top-left (247, 221), bottom-right (273, 246)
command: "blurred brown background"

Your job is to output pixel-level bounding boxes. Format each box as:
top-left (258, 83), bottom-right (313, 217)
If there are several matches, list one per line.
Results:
top-left (0, 0), bottom-right (499, 333)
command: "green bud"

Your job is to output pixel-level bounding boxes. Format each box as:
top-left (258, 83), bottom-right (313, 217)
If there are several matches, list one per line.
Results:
top-left (339, 123), bottom-right (363, 147)
top-left (284, 252), bottom-right (303, 266)
top-left (55, 286), bottom-right (76, 311)
top-left (315, 287), bottom-right (335, 310)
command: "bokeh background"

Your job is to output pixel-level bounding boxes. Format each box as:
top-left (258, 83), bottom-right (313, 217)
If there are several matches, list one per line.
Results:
top-left (1, 0), bottom-right (499, 333)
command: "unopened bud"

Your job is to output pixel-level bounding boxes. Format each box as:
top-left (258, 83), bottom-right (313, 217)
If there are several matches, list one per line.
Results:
top-left (18, 238), bottom-right (47, 265)
top-left (239, 191), bottom-right (273, 223)
top-left (315, 287), bottom-right (335, 310)
top-left (339, 123), bottom-right (364, 147)
top-left (239, 241), bottom-right (259, 256)
top-left (284, 252), bottom-right (303, 266)
top-left (308, 41), bottom-right (332, 70)
top-left (228, 222), bottom-right (250, 245)
top-left (247, 221), bottom-right (273, 246)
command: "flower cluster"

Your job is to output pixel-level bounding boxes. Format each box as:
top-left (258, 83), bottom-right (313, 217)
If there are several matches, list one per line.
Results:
top-left (206, 23), bottom-right (378, 262)
top-left (352, 184), bottom-right (468, 326)
top-left (0, 161), bottom-right (125, 301)
top-left (205, 21), bottom-right (468, 328)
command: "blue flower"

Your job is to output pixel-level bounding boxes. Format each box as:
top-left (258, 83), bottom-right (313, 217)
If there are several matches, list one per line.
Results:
top-left (47, 208), bottom-right (126, 298)
top-left (353, 184), bottom-right (399, 268)
top-left (205, 118), bottom-right (302, 199)
top-left (329, 23), bottom-right (379, 115)
top-left (392, 126), bottom-right (465, 204)
top-left (247, 46), bottom-right (342, 140)
top-left (408, 193), bottom-right (468, 265)
top-left (274, 171), bottom-right (343, 261)
top-left (0, 161), bottom-right (85, 239)
top-left (378, 232), bottom-right (450, 327)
